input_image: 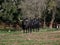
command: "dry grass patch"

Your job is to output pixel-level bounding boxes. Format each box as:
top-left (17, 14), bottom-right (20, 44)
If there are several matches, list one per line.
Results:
top-left (0, 30), bottom-right (60, 45)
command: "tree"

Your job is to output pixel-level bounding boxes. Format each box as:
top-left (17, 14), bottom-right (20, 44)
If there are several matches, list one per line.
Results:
top-left (47, 0), bottom-right (57, 29)
top-left (41, 0), bottom-right (49, 28)
top-left (20, 0), bottom-right (47, 18)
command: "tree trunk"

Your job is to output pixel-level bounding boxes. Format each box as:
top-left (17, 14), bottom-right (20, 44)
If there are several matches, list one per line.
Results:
top-left (49, 17), bottom-right (54, 29)
top-left (43, 17), bottom-right (46, 28)
top-left (49, 10), bottom-right (56, 29)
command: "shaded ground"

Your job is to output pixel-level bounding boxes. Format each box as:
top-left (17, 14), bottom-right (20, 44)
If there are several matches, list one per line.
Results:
top-left (0, 29), bottom-right (60, 45)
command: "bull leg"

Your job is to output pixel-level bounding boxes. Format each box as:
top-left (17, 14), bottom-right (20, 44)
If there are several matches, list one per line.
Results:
top-left (33, 27), bottom-right (35, 32)
top-left (26, 28), bottom-right (29, 33)
top-left (28, 27), bottom-right (30, 33)
top-left (29, 27), bottom-right (32, 33)
top-left (23, 29), bottom-right (25, 33)
top-left (25, 29), bottom-right (27, 33)
top-left (38, 27), bottom-right (39, 32)
top-left (30, 28), bottom-right (32, 33)
top-left (36, 27), bottom-right (39, 32)
top-left (27, 28), bottom-right (29, 33)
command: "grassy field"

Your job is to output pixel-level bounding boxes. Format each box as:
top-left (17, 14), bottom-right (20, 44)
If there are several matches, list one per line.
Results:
top-left (0, 29), bottom-right (60, 45)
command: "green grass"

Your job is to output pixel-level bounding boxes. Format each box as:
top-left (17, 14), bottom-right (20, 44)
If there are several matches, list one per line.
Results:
top-left (0, 29), bottom-right (60, 45)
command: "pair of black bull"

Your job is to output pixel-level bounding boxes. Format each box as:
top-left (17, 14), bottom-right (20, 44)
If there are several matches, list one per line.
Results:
top-left (22, 18), bottom-right (41, 33)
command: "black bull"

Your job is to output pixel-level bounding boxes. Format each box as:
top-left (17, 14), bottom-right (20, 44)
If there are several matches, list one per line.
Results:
top-left (22, 18), bottom-right (41, 33)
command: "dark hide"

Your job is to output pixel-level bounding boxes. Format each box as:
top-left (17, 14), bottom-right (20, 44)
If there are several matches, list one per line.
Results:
top-left (22, 18), bottom-right (41, 33)
top-left (22, 19), bottom-right (30, 33)
top-left (32, 18), bottom-right (40, 32)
